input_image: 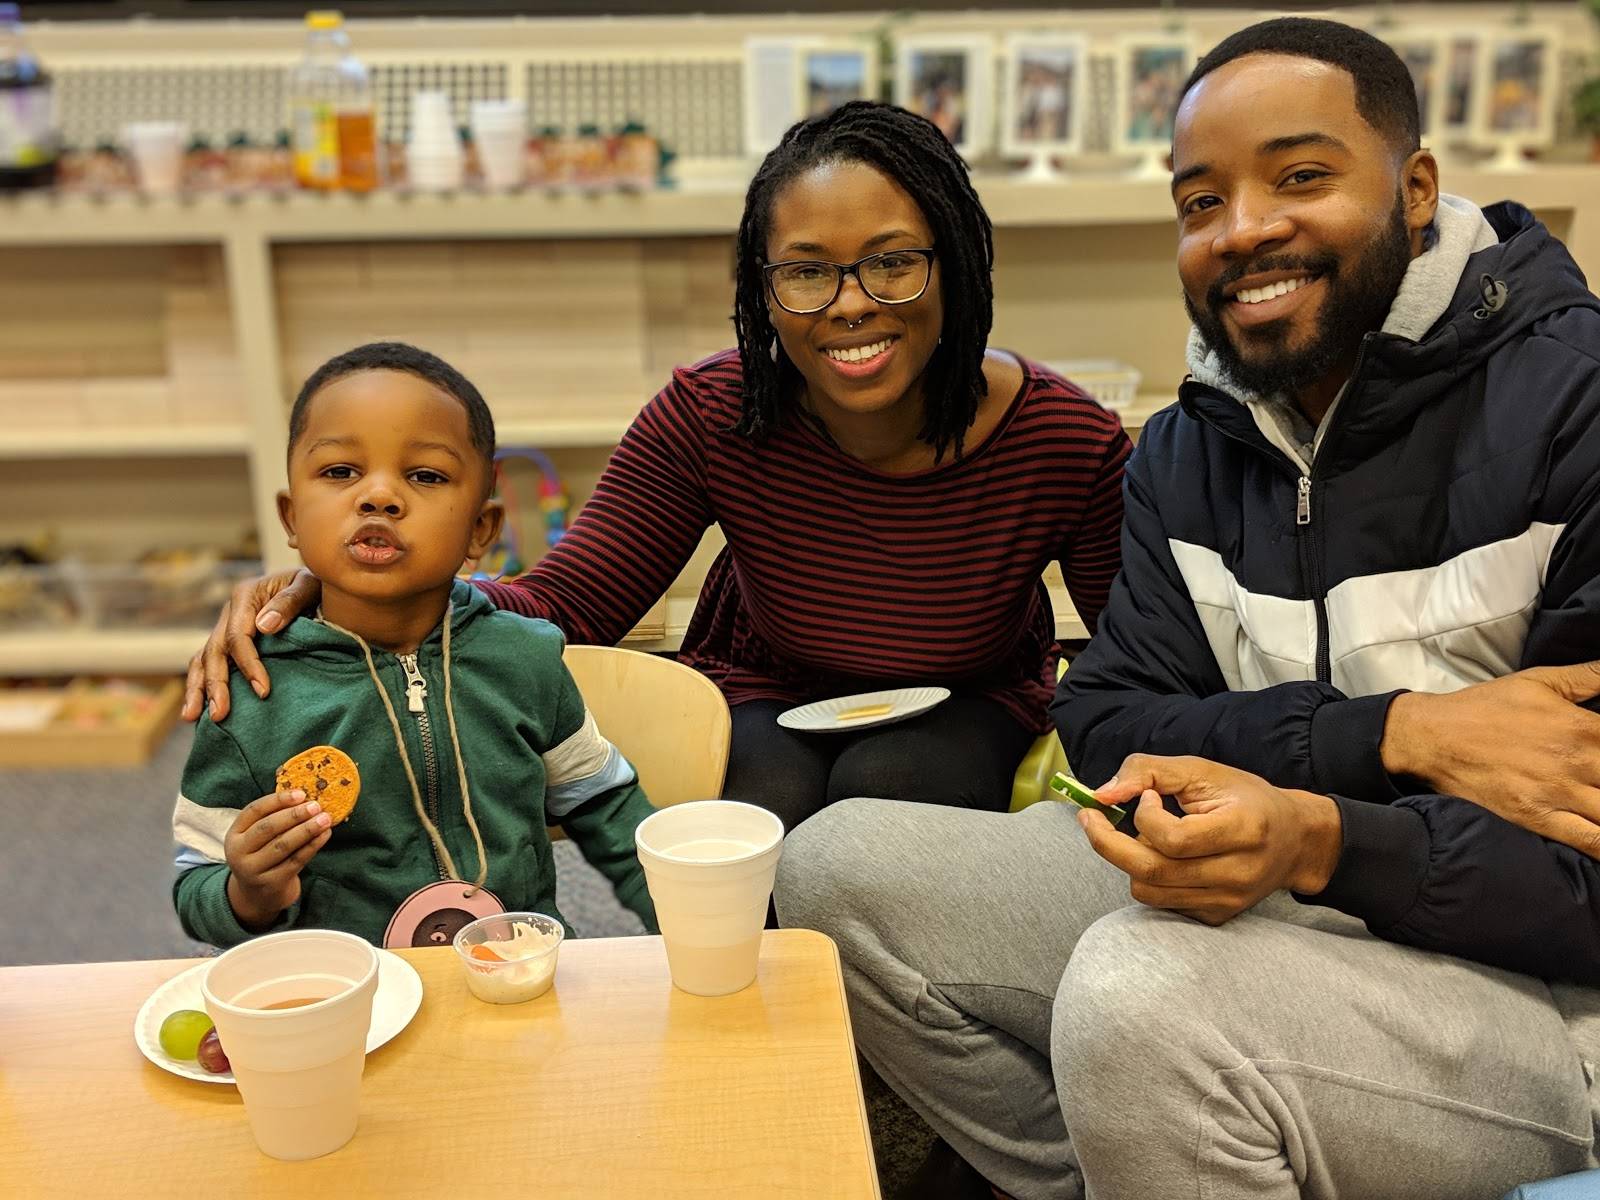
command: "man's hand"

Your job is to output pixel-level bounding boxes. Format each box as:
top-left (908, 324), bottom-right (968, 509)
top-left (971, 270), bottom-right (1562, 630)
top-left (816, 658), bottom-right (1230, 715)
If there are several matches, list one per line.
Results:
top-left (1081, 754), bottom-right (1343, 926)
top-left (223, 789), bottom-right (332, 931)
top-left (1381, 661), bottom-right (1600, 858)
top-left (181, 568), bottom-right (322, 724)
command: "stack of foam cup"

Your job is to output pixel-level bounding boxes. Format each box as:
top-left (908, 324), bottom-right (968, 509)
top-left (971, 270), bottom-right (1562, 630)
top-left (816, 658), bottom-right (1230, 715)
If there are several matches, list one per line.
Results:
top-left (123, 121), bottom-right (187, 195)
top-left (469, 99), bottom-right (527, 191)
top-left (407, 91), bottom-right (463, 192)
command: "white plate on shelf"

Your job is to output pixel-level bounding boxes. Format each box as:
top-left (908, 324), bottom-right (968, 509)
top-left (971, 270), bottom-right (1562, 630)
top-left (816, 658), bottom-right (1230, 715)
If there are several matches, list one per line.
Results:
top-left (133, 948), bottom-right (423, 1085)
top-left (777, 687), bottom-right (951, 734)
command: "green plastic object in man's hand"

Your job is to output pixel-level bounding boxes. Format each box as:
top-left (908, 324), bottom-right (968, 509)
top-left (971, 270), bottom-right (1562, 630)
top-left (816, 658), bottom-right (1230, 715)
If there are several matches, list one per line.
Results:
top-left (1049, 771), bottom-right (1128, 823)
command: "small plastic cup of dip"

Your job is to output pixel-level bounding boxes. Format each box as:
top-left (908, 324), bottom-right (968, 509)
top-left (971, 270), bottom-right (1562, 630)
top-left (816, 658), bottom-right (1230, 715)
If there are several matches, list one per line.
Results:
top-left (451, 912), bottom-right (564, 1004)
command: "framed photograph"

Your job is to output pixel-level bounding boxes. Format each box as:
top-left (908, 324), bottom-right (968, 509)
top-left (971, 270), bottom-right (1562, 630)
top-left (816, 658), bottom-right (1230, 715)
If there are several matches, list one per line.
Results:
top-left (1382, 33), bottom-right (1444, 143)
top-left (1480, 30), bottom-right (1558, 144)
top-left (1440, 34), bottom-right (1481, 137)
top-left (1000, 34), bottom-right (1089, 157)
top-left (744, 37), bottom-right (806, 157)
top-left (894, 35), bottom-right (994, 157)
top-left (1112, 36), bottom-right (1195, 154)
top-left (800, 44), bottom-right (878, 119)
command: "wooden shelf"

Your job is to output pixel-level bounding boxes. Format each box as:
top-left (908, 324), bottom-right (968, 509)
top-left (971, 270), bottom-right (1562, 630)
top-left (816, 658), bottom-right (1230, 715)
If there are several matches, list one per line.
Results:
top-left (0, 426), bottom-right (252, 460)
top-left (498, 418), bottom-right (634, 448)
top-left (0, 628), bottom-right (206, 677)
top-left (5, 165), bottom-right (1592, 247)
top-left (1114, 393), bottom-right (1172, 435)
top-left (495, 390), bottom-right (1171, 452)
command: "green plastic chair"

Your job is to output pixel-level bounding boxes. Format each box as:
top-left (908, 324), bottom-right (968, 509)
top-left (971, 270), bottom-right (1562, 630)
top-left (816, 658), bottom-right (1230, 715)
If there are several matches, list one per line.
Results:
top-left (1010, 657), bottom-right (1071, 813)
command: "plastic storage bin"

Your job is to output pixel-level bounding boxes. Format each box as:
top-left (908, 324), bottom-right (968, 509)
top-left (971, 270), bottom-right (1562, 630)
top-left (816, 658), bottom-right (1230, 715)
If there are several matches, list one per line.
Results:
top-left (1045, 360), bottom-right (1142, 411)
top-left (63, 557), bottom-right (262, 630)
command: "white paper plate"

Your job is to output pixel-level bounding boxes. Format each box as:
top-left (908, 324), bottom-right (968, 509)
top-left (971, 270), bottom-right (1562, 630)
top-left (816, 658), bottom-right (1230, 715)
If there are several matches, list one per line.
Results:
top-left (777, 687), bottom-right (952, 734)
top-left (133, 948), bottom-right (423, 1085)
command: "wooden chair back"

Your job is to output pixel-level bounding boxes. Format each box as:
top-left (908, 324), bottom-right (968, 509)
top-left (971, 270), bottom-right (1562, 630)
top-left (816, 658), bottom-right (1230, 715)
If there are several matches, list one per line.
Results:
top-left (561, 644), bottom-right (731, 809)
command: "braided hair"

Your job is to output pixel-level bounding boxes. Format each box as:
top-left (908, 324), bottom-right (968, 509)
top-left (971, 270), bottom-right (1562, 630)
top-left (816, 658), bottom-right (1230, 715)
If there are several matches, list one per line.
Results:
top-left (731, 100), bottom-right (995, 462)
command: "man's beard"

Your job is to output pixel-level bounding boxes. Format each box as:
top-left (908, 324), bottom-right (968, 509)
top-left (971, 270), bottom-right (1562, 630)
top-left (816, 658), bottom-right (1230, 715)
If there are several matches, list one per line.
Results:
top-left (1185, 192), bottom-right (1411, 400)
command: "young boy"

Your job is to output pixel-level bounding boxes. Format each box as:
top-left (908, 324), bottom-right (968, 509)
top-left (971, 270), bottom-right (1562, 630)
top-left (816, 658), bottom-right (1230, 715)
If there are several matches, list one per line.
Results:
top-left (172, 342), bottom-right (657, 948)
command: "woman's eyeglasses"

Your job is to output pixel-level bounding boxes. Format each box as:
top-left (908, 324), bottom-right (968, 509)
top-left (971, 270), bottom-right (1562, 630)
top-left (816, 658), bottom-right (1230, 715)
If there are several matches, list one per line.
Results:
top-left (764, 248), bottom-right (936, 315)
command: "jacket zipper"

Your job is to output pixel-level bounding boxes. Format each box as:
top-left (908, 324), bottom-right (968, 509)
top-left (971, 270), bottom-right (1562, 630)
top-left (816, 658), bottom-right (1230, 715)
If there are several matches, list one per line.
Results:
top-left (1296, 475), bottom-right (1332, 684)
top-left (1294, 335), bottom-right (1372, 686)
top-left (1186, 332), bottom-right (1376, 689)
top-left (399, 652), bottom-right (448, 881)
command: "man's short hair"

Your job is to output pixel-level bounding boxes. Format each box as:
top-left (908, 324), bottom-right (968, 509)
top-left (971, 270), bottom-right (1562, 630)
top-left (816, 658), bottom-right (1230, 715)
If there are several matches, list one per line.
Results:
top-left (1181, 17), bottom-right (1421, 157)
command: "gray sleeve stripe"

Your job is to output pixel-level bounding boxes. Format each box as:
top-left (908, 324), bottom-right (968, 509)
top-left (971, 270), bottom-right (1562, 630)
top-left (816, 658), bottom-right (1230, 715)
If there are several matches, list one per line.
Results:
top-left (172, 794), bottom-right (236, 865)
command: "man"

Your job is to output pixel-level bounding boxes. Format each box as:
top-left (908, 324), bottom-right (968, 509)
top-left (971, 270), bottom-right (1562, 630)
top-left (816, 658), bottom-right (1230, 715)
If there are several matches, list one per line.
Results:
top-left (774, 17), bottom-right (1600, 1200)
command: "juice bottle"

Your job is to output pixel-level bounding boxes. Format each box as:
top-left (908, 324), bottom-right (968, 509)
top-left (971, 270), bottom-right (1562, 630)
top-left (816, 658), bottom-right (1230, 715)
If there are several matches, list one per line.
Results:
top-left (288, 11), bottom-right (377, 191)
top-left (614, 119), bottom-right (659, 191)
top-left (0, 3), bottom-right (59, 191)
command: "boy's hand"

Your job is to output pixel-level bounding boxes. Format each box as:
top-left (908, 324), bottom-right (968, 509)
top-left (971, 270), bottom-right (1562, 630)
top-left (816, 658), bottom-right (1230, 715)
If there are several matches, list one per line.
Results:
top-left (224, 788), bottom-right (332, 931)
top-left (182, 567), bottom-right (322, 723)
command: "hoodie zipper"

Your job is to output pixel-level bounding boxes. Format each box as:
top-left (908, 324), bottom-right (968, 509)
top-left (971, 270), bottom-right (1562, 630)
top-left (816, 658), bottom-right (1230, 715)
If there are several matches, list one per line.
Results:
top-left (398, 651), bottom-right (448, 881)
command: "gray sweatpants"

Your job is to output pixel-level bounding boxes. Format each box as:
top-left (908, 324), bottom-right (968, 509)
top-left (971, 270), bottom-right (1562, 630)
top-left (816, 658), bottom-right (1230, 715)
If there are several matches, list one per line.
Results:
top-left (773, 797), bottom-right (1600, 1200)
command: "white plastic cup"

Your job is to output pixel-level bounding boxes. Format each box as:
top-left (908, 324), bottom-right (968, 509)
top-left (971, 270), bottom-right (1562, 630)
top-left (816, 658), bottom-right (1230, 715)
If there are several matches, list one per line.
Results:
top-left (122, 121), bottom-right (187, 195)
top-left (407, 148), bottom-right (464, 192)
top-left (407, 92), bottom-right (463, 192)
top-left (635, 800), bottom-right (784, 997)
top-left (470, 99), bottom-right (527, 190)
top-left (408, 91), bottom-right (457, 145)
top-left (201, 930), bottom-right (380, 1161)
top-left (409, 90), bottom-right (453, 127)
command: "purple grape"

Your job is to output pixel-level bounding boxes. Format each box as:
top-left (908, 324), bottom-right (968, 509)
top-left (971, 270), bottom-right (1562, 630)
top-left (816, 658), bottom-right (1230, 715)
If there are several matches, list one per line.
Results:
top-left (196, 1027), bottom-right (230, 1074)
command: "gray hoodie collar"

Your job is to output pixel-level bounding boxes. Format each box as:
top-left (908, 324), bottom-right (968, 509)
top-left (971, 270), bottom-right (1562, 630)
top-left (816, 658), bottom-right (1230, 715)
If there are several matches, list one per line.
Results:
top-left (1184, 193), bottom-right (1499, 472)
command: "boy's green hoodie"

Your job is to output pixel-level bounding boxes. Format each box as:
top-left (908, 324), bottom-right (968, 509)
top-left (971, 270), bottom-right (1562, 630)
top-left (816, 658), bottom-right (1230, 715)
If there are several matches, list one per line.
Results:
top-left (173, 582), bottom-right (657, 948)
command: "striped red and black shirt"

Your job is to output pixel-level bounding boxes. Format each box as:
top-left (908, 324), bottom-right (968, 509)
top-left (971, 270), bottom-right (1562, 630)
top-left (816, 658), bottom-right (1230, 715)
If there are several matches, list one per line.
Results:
top-left (482, 349), bottom-right (1131, 732)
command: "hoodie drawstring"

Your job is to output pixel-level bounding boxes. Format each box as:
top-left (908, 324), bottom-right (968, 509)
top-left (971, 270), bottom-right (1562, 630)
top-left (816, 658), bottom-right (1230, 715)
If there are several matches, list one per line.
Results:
top-left (318, 608), bottom-right (490, 894)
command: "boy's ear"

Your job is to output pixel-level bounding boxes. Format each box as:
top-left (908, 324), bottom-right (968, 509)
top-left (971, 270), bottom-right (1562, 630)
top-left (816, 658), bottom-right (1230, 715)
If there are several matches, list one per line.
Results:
top-left (276, 489), bottom-right (300, 549)
top-left (467, 498), bottom-right (505, 560)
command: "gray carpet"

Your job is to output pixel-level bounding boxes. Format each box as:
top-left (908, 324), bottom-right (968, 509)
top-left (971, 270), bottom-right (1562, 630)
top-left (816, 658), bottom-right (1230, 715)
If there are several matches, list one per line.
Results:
top-left (0, 724), bottom-right (933, 1194)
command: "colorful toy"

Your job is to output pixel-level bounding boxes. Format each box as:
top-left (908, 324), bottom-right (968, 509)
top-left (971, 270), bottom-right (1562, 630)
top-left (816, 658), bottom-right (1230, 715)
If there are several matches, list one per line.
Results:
top-left (466, 447), bottom-right (570, 580)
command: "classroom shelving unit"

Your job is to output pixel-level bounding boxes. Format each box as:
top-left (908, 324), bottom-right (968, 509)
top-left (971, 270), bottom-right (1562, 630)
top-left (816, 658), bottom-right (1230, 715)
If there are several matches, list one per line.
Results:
top-left (3, 8), bottom-right (1596, 676)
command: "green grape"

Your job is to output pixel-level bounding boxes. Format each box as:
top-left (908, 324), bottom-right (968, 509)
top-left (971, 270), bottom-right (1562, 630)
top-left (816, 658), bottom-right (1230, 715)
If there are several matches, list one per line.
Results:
top-left (159, 1009), bottom-right (215, 1060)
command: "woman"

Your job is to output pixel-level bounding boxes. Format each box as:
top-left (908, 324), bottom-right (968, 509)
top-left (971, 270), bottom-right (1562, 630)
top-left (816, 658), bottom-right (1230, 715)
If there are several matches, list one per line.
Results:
top-left (186, 101), bottom-right (1131, 832)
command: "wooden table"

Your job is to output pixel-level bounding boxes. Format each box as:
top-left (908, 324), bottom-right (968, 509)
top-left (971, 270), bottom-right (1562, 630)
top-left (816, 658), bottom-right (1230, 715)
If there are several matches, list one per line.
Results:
top-left (0, 930), bottom-right (880, 1198)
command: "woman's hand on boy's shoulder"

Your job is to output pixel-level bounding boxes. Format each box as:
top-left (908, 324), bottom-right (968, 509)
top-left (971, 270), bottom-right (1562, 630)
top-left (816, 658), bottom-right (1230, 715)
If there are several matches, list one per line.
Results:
top-left (182, 568), bottom-right (322, 723)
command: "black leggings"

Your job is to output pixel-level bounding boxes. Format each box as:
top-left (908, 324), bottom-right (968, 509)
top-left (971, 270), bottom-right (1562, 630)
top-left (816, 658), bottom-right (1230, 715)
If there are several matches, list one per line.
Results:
top-left (722, 694), bottom-right (1037, 834)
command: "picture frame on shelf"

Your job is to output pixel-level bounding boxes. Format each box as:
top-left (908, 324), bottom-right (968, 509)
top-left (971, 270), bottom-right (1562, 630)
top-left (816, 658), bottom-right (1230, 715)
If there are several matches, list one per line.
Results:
top-left (1479, 29), bottom-right (1558, 156)
top-left (894, 34), bottom-right (994, 158)
top-left (800, 43), bottom-right (878, 120)
top-left (998, 33), bottom-right (1089, 171)
top-left (743, 37), bottom-right (812, 158)
top-left (1111, 34), bottom-right (1195, 176)
top-left (1440, 33), bottom-right (1482, 140)
top-left (1382, 32), bottom-right (1445, 143)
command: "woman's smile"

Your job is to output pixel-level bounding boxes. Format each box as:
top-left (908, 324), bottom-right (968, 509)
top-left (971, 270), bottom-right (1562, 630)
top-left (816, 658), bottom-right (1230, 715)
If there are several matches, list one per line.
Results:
top-left (819, 335), bottom-right (901, 380)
